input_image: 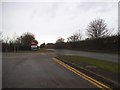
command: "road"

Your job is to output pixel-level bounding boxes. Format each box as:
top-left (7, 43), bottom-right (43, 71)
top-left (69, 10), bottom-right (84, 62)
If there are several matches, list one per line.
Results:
top-left (2, 53), bottom-right (97, 88)
top-left (50, 49), bottom-right (119, 63)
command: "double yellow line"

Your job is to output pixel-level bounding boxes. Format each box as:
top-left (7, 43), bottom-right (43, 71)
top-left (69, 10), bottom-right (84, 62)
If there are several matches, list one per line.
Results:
top-left (52, 58), bottom-right (112, 90)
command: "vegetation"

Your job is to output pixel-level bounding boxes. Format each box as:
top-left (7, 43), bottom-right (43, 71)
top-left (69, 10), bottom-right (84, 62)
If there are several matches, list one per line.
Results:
top-left (36, 48), bottom-right (53, 53)
top-left (2, 18), bottom-right (118, 53)
top-left (40, 43), bottom-right (46, 48)
top-left (54, 37), bottom-right (65, 49)
top-left (0, 32), bottom-right (2, 42)
top-left (58, 55), bottom-right (120, 73)
top-left (17, 48), bottom-right (53, 53)
top-left (47, 35), bottom-right (118, 53)
top-left (56, 37), bottom-right (65, 43)
top-left (67, 30), bottom-right (82, 42)
top-left (2, 32), bottom-right (38, 52)
top-left (46, 19), bottom-right (118, 53)
top-left (86, 19), bottom-right (109, 38)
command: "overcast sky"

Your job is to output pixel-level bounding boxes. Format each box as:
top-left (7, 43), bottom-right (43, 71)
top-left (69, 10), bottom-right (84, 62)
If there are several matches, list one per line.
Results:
top-left (1, 0), bottom-right (118, 45)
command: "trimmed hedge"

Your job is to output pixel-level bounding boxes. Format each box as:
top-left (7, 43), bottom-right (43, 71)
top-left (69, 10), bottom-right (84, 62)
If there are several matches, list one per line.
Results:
top-left (54, 35), bottom-right (119, 53)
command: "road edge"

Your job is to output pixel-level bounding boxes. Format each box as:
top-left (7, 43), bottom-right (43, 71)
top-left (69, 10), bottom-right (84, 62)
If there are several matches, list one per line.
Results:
top-left (53, 57), bottom-right (119, 89)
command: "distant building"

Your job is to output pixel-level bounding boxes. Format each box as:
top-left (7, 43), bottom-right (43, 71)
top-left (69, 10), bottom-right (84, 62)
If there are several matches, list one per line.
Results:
top-left (31, 41), bottom-right (38, 50)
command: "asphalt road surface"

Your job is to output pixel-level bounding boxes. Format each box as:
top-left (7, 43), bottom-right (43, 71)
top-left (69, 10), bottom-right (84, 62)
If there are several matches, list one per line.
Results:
top-left (50, 49), bottom-right (118, 63)
top-left (2, 53), bottom-right (97, 88)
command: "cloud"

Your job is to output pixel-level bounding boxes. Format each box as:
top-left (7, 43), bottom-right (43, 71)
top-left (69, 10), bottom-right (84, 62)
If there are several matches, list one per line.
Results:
top-left (2, 2), bottom-right (118, 43)
top-left (77, 2), bottom-right (116, 13)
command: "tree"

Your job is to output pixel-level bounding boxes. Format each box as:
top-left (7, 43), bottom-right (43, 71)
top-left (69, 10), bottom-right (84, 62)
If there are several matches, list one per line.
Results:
top-left (13, 37), bottom-right (21, 52)
top-left (0, 32), bottom-right (2, 52)
top-left (1, 32), bottom-right (38, 52)
top-left (118, 27), bottom-right (120, 36)
top-left (67, 30), bottom-right (82, 42)
top-left (20, 32), bottom-right (35, 46)
top-left (18, 32), bottom-right (37, 50)
top-left (4, 36), bottom-right (9, 52)
top-left (86, 19), bottom-right (109, 39)
top-left (56, 37), bottom-right (65, 43)
top-left (40, 43), bottom-right (45, 48)
top-left (55, 37), bottom-right (65, 49)
top-left (45, 43), bottom-right (54, 48)
top-left (0, 32), bottom-right (2, 42)
top-left (12, 33), bottom-right (19, 52)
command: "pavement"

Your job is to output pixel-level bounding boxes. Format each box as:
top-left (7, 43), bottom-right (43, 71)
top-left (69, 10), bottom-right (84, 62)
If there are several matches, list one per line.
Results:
top-left (2, 53), bottom-right (98, 88)
top-left (50, 49), bottom-right (119, 63)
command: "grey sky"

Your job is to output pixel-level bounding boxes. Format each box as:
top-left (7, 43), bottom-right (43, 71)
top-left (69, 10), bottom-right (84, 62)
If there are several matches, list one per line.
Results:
top-left (1, 0), bottom-right (118, 45)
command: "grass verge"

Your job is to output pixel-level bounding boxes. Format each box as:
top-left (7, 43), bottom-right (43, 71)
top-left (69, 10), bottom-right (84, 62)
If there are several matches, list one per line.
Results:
top-left (36, 48), bottom-right (54, 53)
top-left (17, 48), bottom-right (54, 53)
top-left (58, 55), bottom-right (120, 73)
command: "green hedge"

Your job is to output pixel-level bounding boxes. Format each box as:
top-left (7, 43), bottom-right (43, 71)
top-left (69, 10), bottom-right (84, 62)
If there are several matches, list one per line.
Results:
top-left (54, 35), bottom-right (119, 53)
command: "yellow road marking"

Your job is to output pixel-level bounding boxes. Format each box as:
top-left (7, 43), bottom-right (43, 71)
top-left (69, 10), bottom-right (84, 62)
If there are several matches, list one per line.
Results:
top-left (52, 58), bottom-right (112, 90)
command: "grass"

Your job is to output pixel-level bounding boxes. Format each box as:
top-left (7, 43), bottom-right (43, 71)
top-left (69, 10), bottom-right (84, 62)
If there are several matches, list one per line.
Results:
top-left (58, 55), bottom-right (120, 73)
top-left (67, 49), bottom-right (119, 55)
top-left (36, 48), bottom-right (54, 53)
top-left (17, 48), bottom-right (54, 53)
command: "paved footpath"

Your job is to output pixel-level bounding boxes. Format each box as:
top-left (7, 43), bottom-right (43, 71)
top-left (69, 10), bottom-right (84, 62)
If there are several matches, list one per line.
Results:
top-left (2, 53), bottom-right (97, 88)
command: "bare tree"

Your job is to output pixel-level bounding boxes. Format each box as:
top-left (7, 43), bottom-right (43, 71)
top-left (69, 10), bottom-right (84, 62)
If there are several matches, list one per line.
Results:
top-left (0, 32), bottom-right (2, 52)
top-left (4, 36), bottom-right (9, 52)
top-left (86, 19), bottom-right (109, 39)
top-left (67, 30), bottom-right (82, 42)
top-left (0, 32), bottom-right (3, 42)
top-left (12, 33), bottom-right (18, 52)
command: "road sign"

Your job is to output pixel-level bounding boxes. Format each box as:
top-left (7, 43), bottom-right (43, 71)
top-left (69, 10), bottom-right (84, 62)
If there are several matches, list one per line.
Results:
top-left (31, 41), bottom-right (38, 50)
top-left (31, 41), bottom-right (38, 45)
